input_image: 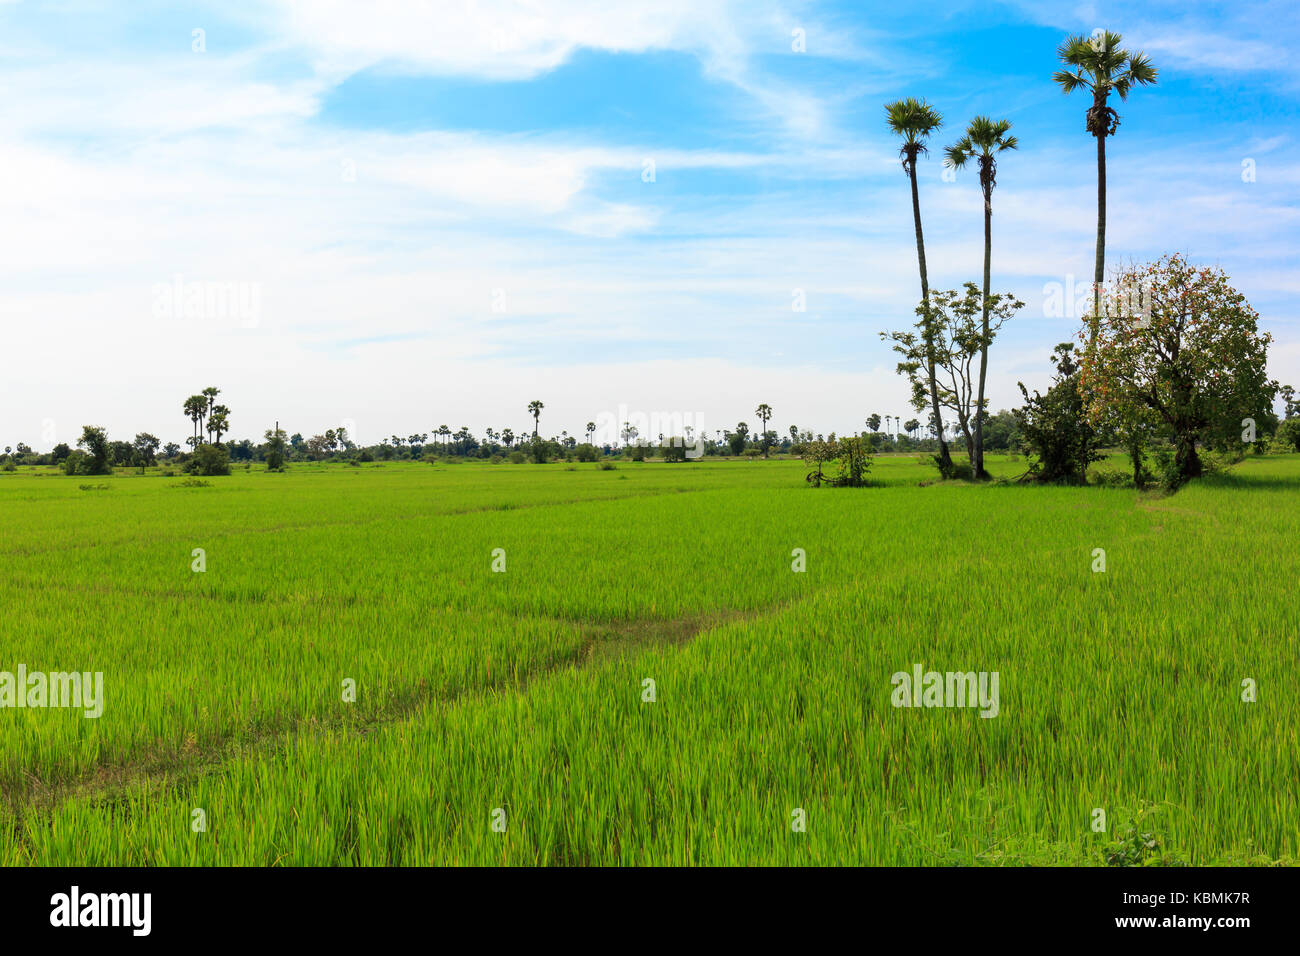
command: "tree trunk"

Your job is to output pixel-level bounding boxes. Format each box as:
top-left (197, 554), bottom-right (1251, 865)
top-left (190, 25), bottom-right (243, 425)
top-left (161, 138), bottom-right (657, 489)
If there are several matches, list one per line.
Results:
top-left (974, 180), bottom-right (992, 479)
top-left (1093, 132), bottom-right (1106, 326)
top-left (908, 159), bottom-right (952, 475)
top-left (1174, 432), bottom-right (1202, 486)
top-left (1129, 435), bottom-right (1145, 489)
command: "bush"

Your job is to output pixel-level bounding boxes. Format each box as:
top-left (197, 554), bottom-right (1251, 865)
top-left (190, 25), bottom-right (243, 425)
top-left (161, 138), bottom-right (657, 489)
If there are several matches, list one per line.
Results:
top-left (597, 461), bottom-right (617, 471)
top-left (804, 436), bottom-right (874, 488)
top-left (508, 451), bottom-right (527, 464)
top-left (661, 439), bottom-right (688, 463)
top-left (63, 451), bottom-right (86, 475)
top-left (1272, 418), bottom-right (1300, 453)
top-left (186, 443), bottom-right (230, 477)
top-left (575, 443), bottom-right (600, 462)
top-left (1016, 344), bottom-right (1102, 484)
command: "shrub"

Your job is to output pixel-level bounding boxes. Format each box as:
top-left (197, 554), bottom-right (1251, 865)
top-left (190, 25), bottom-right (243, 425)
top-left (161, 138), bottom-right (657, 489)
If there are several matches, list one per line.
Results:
top-left (597, 461), bottom-right (617, 471)
top-left (508, 451), bottom-right (527, 464)
top-left (186, 443), bottom-right (231, 477)
top-left (575, 443), bottom-right (600, 462)
top-left (62, 451), bottom-right (86, 475)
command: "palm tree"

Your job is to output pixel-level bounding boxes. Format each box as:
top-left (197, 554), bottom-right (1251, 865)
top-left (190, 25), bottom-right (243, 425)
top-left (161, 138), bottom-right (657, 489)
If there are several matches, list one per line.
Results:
top-left (1053, 31), bottom-right (1157, 322)
top-left (755, 403), bottom-right (772, 457)
top-left (585, 421), bottom-right (596, 444)
top-left (945, 116), bottom-right (1018, 479)
top-left (200, 386), bottom-right (220, 441)
top-left (885, 98), bottom-right (952, 475)
top-left (527, 400), bottom-right (543, 440)
top-left (209, 404), bottom-right (231, 444)
top-left (183, 395), bottom-right (207, 447)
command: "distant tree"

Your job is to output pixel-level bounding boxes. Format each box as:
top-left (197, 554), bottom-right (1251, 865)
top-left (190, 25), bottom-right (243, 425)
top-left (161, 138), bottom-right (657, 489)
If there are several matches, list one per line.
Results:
top-left (754, 404), bottom-right (773, 457)
top-left (209, 405), bottom-right (231, 445)
top-left (188, 443), bottom-right (230, 476)
top-left (1279, 384), bottom-right (1296, 419)
top-left (264, 427), bottom-right (288, 471)
top-left (501, 428), bottom-right (515, 449)
top-left (866, 413), bottom-right (881, 433)
top-left (729, 423), bottom-right (749, 456)
top-left (306, 435), bottom-right (331, 460)
top-left (183, 394), bottom-right (207, 447)
top-left (586, 421), bottom-right (596, 444)
top-left (76, 425), bottom-right (112, 475)
top-left (528, 400), bottom-right (544, 440)
top-left (132, 433), bottom-right (160, 472)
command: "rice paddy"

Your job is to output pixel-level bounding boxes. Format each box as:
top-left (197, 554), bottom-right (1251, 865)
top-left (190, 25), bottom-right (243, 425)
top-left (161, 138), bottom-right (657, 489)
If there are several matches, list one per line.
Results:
top-left (2, 454), bottom-right (1297, 865)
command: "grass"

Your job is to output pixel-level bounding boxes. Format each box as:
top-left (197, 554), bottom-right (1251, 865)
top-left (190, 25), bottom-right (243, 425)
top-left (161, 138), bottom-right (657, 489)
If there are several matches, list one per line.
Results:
top-left (1, 454), bottom-right (1297, 865)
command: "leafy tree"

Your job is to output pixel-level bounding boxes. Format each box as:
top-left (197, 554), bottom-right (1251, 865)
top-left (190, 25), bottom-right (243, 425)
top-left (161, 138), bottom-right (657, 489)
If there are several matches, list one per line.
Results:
top-left (866, 413), bottom-right (881, 433)
top-left (885, 96), bottom-right (953, 475)
top-left (886, 284), bottom-right (1022, 465)
top-left (76, 425), bottom-right (112, 475)
top-left (1053, 30), bottom-right (1158, 321)
top-left (1081, 255), bottom-right (1274, 488)
top-left (306, 435), bottom-right (331, 460)
top-left (1015, 344), bottom-right (1102, 484)
top-left (132, 432), bottom-right (160, 472)
top-left (944, 116), bottom-right (1018, 478)
top-left (729, 422), bottom-right (749, 456)
top-left (163, 442), bottom-right (180, 459)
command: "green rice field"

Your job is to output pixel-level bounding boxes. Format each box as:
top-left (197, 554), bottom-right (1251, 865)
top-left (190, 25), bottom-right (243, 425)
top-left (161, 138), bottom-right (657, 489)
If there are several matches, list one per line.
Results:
top-left (2, 454), bottom-right (1297, 865)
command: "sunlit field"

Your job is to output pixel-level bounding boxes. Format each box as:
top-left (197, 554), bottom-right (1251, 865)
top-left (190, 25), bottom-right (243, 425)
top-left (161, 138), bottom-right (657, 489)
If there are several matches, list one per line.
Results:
top-left (2, 455), bottom-right (1297, 865)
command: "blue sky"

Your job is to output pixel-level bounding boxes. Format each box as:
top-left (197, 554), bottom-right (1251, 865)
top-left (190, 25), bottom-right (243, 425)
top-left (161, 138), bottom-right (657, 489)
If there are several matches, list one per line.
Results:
top-left (1, 0), bottom-right (1297, 447)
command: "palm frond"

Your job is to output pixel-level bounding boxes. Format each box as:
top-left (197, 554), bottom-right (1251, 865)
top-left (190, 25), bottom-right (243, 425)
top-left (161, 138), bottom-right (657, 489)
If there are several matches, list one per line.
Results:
top-left (1052, 69), bottom-right (1088, 94)
top-left (884, 97), bottom-right (943, 142)
top-left (943, 138), bottom-right (972, 169)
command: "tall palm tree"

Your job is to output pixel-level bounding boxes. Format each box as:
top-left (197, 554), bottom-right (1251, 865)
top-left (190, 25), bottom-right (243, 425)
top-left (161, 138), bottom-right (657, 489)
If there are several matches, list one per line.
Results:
top-left (183, 394), bottom-right (207, 448)
top-left (1053, 31), bottom-right (1157, 322)
top-left (945, 116), bottom-right (1018, 479)
top-left (200, 386), bottom-right (220, 441)
top-left (885, 98), bottom-right (952, 475)
top-left (586, 421), bottom-right (596, 444)
top-left (755, 403), bottom-right (772, 457)
top-left (527, 400), bottom-right (544, 440)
